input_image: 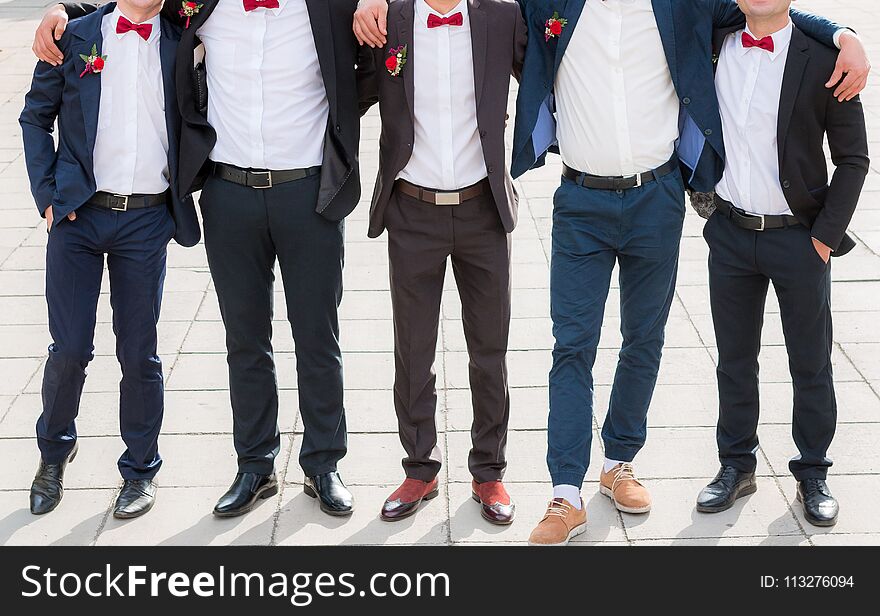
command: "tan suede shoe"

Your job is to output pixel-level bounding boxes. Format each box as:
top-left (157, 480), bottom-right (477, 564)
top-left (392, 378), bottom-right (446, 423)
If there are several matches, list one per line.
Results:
top-left (527, 498), bottom-right (587, 546)
top-left (600, 463), bottom-right (651, 514)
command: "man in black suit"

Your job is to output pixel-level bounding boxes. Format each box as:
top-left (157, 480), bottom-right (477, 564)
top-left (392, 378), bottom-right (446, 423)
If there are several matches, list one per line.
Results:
top-left (34, 0), bottom-right (376, 518)
top-left (695, 0), bottom-right (869, 527)
top-left (365, 0), bottom-right (526, 525)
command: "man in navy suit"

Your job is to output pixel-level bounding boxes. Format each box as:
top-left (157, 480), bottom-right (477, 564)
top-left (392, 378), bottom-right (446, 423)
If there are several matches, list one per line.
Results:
top-left (353, 0), bottom-right (870, 546)
top-left (20, 0), bottom-right (198, 520)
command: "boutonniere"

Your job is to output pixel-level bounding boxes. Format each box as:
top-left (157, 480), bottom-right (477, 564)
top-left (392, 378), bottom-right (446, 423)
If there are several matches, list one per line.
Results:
top-left (544, 12), bottom-right (567, 42)
top-left (385, 44), bottom-right (407, 77)
top-left (179, 1), bottom-right (203, 29)
top-left (78, 44), bottom-right (106, 78)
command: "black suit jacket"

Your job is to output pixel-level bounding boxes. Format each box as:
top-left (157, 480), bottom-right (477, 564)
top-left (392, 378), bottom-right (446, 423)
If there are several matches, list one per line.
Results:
top-left (366, 0), bottom-right (526, 238)
top-left (713, 25), bottom-right (870, 255)
top-left (65, 0), bottom-right (376, 221)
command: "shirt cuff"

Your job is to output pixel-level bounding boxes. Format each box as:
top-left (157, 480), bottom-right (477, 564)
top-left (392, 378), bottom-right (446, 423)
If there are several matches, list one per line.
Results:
top-left (833, 28), bottom-right (856, 49)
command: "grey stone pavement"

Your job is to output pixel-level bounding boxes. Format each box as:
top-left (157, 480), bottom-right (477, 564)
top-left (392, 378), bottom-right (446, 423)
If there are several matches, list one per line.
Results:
top-left (0, 0), bottom-right (878, 546)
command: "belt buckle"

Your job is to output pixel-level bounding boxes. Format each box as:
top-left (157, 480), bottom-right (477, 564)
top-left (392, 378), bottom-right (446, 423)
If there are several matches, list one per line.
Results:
top-left (434, 191), bottom-right (461, 206)
top-left (755, 214), bottom-right (765, 231)
top-left (252, 170), bottom-right (273, 189)
top-left (110, 195), bottom-right (129, 211)
top-left (634, 172), bottom-right (643, 188)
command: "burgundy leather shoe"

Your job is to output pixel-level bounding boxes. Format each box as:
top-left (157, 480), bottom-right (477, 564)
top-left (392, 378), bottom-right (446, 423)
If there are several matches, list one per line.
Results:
top-left (472, 480), bottom-right (515, 525)
top-left (380, 478), bottom-right (439, 522)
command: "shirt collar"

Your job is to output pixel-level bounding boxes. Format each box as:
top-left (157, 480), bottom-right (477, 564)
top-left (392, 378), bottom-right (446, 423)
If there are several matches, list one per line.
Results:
top-left (241, 0), bottom-right (289, 16)
top-left (111, 6), bottom-right (161, 43)
top-left (739, 19), bottom-right (793, 61)
top-left (417, 0), bottom-right (468, 24)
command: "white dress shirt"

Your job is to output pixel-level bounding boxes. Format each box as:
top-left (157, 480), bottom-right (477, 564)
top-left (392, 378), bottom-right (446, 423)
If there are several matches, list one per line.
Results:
top-left (555, 0), bottom-right (679, 176)
top-left (93, 8), bottom-right (169, 196)
top-left (397, 0), bottom-right (487, 190)
top-left (715, 22), bottom-right (794, 216)
top-left (197, 0), bottom-right (328, 170)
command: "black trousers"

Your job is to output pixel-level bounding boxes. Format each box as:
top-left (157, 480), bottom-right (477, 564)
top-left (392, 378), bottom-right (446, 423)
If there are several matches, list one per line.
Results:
top-left (200, 172), bottom-right (346, 477)
top-left (704, 212), bottom-right (836, 481)
top-left (385, 187), bottom-right (511, 483)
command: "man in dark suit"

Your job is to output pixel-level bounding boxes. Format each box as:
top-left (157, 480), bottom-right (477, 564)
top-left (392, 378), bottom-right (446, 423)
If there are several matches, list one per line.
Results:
top-left (696, 0), bottom-right (869, 528)
top-left (366, 0), bottom-right (525, 525)
top-left (34, 0), bottom-right (377, 518)
top-left (20, 0), bottom-right (199, 519)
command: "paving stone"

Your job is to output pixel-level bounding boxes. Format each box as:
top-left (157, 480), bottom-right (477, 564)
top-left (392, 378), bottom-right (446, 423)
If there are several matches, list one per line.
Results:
top-left (0, 489), bottom-right (113, 546)
top-left (448, 481), bottom-right (626, 545)
top-left (274, 485), bottom-right (449, 546)
top-left (96, 487), bottom-right (277, 546)
top-left (620, 478), bottom-right (802, 541)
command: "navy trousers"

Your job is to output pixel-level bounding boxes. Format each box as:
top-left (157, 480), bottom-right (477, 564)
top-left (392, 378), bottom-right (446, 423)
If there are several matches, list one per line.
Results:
top-left (200, 172), bottom-right (346, 477)
top-left (38, 204), bottom-right (174, 480)
top-left (705, 212), bottom-right (836, 480)
top-left (547, 169), bottom-right (685, 488)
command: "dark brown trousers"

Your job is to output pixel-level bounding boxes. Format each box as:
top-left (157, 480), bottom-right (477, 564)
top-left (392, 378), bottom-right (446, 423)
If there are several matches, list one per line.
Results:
top-left (385, 186), bottom-right (512, 483)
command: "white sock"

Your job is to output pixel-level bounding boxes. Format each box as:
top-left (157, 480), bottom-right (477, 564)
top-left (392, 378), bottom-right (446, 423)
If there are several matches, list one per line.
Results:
top-left (604, 458), bottom-right (627, 473)
top-left (552, 484), bottom-right (582, 509)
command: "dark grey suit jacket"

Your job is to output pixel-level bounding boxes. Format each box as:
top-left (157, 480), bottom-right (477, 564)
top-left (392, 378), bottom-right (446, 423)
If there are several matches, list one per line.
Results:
top-left (366, 0), bottom-right (527, 238)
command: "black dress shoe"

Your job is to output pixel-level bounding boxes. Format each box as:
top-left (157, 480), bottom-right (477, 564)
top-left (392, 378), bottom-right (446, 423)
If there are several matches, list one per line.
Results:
top-left (30, 443), bottom-right (79, 515)
top-left (304, 472), bottom-right (354, 516)
top-left (797, 479), bottom-right (839, 527)
top-left (696, 466), bottom-right (757, 513)
top-left (113, 479), bottom-right (157, 519)
top-left (213, 472), bottom-right (278, 518)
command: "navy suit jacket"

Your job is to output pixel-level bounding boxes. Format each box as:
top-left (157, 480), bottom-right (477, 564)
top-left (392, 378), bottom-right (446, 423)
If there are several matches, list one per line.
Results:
top-left (510, 0), bottom-right (845, 192)
top-left (19, 2), bottom-right (200, 247)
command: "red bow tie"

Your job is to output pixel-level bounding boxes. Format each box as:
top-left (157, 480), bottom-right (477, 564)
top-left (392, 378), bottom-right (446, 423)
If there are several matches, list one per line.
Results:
top-left (116, 16), bottom-right (152, 41)
top-left (742, 32), bottom-right (774, 53)
top-left (244, 0), bottom-right (280, 11)
top-left (427, 12), bottom-right (463, 28)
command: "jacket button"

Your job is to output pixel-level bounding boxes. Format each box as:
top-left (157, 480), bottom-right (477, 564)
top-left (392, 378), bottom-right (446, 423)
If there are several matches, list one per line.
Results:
top-left (782, 180), bottom-right (791, 189)
top-left (682, 97), bottom-right (691, 105)
top-left (406, 143), bottom-right (412, 148)
top-left (488, 165), bottom-right (495, 173)
top-left (704, 128), bottom-right (713, 136)
top-left (480, 130), bottom-right (487, 138)
top-left (336, 124), bottom-right (341, 133)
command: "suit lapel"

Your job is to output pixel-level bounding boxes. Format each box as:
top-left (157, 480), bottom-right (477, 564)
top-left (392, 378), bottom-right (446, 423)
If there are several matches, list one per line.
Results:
top-left (469, 0), bottom-right (487, 110)
top-left (73, 8), bottom-right (111, 162)
top-left (160, 20), bottom-right (180, 190)
top-left (553, 0), bottom-right (581, 74)
top-left (306, 0), bottom-right (338, 123)
top-left (398, 0), bottom-right (415, 121)
top-left (651, 0), bottom-right (678, 87)
top-left (777, 27), bottom-right (809, 166)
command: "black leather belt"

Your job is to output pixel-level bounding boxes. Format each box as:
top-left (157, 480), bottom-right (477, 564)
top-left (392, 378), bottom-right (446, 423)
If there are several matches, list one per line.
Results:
top-left (212, 162), bottom-right (321, 189)
top-left (395, 178), bottom-right (488, 206)
top-left (714, 196), bottom-right (801, 231)
top-left (563, 158), bottom-right (678, 191)
top-left (87, 191), bottom-right (167, 211)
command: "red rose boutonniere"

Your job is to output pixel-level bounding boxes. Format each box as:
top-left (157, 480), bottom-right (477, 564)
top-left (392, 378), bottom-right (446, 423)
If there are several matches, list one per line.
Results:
top-left (79, 44), bottom-right (107, 78)
top-left (385, 44), bottom-right (407, 77)
top-left (179, 1), bottom-right (203, 29)
top-left (544, 12), bottom-right (567, 42)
